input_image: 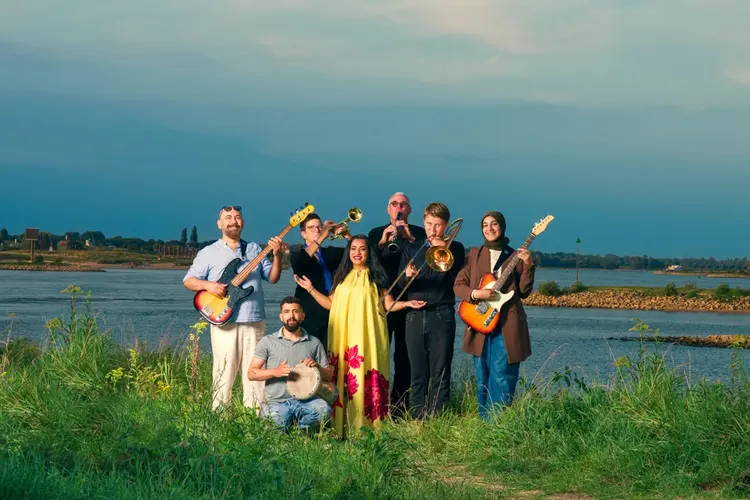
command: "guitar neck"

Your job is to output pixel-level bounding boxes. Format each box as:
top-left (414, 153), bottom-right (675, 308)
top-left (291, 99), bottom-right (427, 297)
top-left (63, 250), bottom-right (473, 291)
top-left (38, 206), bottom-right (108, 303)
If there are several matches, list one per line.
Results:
top-left (492, 233), bottom-right (535, 291)
top-left (230, 225), bottom-right (292, 286)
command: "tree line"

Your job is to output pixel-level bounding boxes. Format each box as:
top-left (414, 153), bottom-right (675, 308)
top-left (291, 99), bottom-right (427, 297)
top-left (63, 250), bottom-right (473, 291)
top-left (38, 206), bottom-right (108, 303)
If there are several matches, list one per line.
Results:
top-left (1, 227), bottom-right (747, 272)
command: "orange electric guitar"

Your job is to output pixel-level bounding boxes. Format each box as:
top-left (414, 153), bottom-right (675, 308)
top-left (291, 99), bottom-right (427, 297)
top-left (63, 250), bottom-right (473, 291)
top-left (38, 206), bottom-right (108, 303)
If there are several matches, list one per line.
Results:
top-left (193, 203), bottom-right (314, 325)
top-left (457, 215), bottom-right (554, 334)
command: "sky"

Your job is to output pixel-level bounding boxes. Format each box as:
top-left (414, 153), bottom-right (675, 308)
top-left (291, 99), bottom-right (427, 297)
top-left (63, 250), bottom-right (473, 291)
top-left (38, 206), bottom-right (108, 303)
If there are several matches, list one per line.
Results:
top-left (1, 1), bottom-right (749, 258)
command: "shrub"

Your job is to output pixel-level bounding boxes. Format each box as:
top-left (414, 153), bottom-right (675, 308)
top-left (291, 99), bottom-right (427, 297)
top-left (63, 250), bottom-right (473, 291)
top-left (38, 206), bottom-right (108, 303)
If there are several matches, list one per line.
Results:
top-left (567, 281), bottom-right (588, 294)
top-left (663, 282), bottom-right (678, 296)
top-left (714, 283), bottom-right (733, 302)
top-left (538, 281), bottom-right (563, 297)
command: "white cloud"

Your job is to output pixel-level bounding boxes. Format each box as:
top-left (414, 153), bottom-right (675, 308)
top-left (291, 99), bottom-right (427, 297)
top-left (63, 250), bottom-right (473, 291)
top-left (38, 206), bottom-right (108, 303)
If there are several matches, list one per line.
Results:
top-left (2, 1), bottom-right (750, 106)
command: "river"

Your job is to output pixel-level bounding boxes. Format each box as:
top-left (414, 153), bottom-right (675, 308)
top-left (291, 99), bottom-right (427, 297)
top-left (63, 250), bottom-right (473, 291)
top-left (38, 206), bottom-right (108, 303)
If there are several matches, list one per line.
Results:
top-left (1, 268), bottom-right (748, 384)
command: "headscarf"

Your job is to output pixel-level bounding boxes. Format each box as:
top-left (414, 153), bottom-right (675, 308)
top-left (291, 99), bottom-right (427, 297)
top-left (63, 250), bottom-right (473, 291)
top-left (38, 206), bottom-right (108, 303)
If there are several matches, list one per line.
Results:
top-left (481, 211), bottom-right (510, 250)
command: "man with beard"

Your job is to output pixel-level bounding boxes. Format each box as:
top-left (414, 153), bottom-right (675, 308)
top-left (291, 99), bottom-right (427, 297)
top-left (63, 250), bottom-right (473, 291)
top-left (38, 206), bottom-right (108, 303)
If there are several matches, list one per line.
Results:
top-left (367, 192), bottom-right (426, 416)
top-left (248, 296), bottom-right (333, 433)
top-left (183, 205), bottom-right (284, 411)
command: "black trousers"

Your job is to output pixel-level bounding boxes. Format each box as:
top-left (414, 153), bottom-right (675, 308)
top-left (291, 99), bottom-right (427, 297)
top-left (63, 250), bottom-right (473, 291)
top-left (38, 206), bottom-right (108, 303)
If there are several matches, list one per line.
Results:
top-left (386, 309), bottom-right (411, 414)
top-left (404, 305), bottom-right (456, 419)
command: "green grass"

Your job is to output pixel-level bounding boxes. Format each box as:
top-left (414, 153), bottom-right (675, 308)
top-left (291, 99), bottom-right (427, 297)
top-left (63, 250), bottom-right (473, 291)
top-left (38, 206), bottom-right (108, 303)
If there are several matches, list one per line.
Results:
top-left (1, 290), bottom-right (749, 499)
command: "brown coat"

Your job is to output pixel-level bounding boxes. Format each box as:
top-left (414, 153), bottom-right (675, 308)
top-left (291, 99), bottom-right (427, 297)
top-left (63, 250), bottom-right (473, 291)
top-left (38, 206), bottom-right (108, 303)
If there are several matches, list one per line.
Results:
top-left (453, 245), bottom-right (535, 364)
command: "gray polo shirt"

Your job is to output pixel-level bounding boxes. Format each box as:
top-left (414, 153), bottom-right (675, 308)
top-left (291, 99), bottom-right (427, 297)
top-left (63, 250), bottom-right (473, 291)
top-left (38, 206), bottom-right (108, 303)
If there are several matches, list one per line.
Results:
top-left (254, 327), bottom-right (329, 403)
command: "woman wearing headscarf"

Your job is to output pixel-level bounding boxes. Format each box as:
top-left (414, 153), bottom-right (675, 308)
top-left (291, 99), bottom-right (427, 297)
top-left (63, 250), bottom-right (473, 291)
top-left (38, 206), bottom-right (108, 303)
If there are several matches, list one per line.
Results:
top-left (453, 211), bottom-right (535, 420)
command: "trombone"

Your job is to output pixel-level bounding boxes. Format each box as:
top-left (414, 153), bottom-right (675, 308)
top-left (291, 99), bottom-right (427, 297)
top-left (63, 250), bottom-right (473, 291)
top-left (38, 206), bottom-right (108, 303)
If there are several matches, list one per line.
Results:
top-left (328, 207), bottom-right (362, 240)
top-left (379, 218), bottom-right (464, 316)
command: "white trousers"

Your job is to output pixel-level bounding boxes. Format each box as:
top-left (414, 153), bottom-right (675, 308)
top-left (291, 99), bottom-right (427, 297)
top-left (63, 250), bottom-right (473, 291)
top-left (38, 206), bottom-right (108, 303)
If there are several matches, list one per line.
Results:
top-left (210, 321), bottom-right (266, 410)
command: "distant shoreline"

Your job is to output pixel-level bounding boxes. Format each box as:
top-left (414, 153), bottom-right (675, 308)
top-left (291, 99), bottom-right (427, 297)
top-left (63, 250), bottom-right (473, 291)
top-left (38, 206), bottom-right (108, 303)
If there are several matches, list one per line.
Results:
top-left (653, 270), bottom-right (749, 279)
top-left (0, 261), bottom-right (189, 272)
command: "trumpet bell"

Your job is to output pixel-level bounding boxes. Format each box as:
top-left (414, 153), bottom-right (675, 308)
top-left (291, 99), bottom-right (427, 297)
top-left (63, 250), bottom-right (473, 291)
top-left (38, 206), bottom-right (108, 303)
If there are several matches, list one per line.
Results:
top-left (425, 246), bottom-right (454, 272)
top-left (348, 208), bottom-right (362, 223)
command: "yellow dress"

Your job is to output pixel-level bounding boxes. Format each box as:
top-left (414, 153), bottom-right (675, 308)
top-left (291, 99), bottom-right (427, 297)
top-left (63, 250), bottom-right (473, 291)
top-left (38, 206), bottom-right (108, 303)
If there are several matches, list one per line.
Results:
top-left (327, 269), bottom-right (390, 438)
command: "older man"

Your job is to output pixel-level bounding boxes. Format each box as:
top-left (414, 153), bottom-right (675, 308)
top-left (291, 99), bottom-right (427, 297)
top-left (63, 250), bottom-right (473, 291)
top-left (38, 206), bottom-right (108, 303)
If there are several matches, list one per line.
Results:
top-left (183, 205), bottom-right (283, 410)
top-left (367, 192), bottom-right (426, 415)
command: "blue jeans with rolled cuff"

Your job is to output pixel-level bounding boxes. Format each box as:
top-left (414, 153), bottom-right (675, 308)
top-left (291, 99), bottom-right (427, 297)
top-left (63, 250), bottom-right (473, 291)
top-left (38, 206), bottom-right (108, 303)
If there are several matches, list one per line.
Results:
top-left (473, 329), bottom-right (520, 421)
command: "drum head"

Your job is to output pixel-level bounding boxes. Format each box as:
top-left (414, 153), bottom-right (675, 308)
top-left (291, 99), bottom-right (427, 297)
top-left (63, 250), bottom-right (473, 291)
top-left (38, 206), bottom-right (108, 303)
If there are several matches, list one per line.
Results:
top-left (286, 363), bottom-right (321, 400)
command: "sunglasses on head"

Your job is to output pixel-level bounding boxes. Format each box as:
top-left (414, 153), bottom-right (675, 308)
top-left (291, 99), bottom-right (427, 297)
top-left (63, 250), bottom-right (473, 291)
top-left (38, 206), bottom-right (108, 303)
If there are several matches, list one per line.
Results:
top-left (221, 205), bottom-right (242, 212)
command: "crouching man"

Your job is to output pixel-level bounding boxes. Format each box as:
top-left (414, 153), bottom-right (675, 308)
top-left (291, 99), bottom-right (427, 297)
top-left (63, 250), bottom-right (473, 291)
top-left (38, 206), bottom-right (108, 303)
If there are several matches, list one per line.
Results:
top-left (247, 296), bottom-right (332, 433)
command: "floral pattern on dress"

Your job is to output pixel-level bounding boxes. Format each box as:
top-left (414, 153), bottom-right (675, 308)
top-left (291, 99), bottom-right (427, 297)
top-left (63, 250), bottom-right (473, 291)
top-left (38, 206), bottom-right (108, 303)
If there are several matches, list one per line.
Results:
top-left (344, 345), bottom-right (364, 370)
top-left (345, 370), bottom-right (359, 400)
top-left (328, 351), bottom-right (339, 382)
top-left (364, 369), bottom-right (389, 421)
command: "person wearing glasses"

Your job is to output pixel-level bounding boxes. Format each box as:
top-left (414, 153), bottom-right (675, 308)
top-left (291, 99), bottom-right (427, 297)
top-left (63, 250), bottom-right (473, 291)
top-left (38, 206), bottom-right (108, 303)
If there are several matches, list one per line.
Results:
top-left (183, 205), bottom-right (284, 411)
top-left (367, 192), bottom-right (426, 416)
top-left (290, 213), bottom-right (351, 347)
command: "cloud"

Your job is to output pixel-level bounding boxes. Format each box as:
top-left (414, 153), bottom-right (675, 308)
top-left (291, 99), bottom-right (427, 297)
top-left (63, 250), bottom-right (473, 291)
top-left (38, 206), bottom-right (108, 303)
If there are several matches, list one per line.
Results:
top-left (2, 1), bottom-right (750, 106)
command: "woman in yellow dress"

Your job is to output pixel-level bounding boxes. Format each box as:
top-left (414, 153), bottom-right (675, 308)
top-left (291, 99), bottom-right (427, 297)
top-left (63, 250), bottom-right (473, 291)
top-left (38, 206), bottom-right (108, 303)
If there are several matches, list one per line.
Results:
top-left (294, 235), bottom-right (424, 438)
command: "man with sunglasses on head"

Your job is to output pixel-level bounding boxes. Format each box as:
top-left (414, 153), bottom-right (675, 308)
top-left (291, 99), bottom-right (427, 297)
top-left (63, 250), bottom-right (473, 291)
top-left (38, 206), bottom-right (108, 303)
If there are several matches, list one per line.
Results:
top-left (183, 205), bottom-right (284, 411)
top-left (367, 192), bottom-right (426, 416)
top-left (290, 213), bottom-right (351, 347)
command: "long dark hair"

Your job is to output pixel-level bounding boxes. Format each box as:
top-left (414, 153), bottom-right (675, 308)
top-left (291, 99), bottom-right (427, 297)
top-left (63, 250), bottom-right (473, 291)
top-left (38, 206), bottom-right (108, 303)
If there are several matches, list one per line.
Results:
top-left (330, 234), bottom-right (389, 293)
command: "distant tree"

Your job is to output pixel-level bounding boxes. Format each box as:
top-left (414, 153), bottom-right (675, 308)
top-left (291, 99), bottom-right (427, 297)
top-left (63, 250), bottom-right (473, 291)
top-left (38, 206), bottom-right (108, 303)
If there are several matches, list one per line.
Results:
top-left (39, 232), bottom-right (53, 251)
top-left (180, 227), bottom-right (188, 246)
top-left (189, 226), bottom-right (198, 246)
top-left (0, 228), bottom-right (7, 243)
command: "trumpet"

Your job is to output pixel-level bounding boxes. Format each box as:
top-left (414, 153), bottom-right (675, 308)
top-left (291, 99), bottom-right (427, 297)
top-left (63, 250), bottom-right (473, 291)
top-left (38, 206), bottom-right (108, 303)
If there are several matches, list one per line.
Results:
top-left (327, 207), bottom-right (362, 240)
top-left (379, 218), bottom-right (464, 316)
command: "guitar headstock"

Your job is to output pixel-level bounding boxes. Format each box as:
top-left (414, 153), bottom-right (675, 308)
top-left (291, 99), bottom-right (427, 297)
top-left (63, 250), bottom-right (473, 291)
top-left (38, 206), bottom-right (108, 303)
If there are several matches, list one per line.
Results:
top-left (532, 215), bottom-right (554, 236)
top-left (289, 202), bottom-right (315, 227)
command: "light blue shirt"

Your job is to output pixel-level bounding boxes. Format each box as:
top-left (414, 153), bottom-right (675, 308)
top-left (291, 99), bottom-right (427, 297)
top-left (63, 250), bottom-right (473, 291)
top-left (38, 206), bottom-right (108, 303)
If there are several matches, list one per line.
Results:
top-left (183, 239), bottom-right (273, 323)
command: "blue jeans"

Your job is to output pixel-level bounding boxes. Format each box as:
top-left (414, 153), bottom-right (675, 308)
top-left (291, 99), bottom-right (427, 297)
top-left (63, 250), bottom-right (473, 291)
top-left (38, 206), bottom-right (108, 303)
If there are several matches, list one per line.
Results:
top-left (473, 330), bottom-right (520, 421)
top-left (260, 398), bottom-right (332, 432)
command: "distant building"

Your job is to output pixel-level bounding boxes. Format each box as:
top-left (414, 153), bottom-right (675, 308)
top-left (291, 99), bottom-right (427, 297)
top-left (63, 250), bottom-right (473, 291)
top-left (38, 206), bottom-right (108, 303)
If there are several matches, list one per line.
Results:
top-left (666, 264), bottom-right (682, 271)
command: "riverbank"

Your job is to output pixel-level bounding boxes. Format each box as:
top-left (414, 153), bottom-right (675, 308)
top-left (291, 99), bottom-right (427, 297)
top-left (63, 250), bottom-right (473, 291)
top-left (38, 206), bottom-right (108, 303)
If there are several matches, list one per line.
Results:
top-left (0, 261), bottom-right (189, 272)
top-left (1, 302), bottom-right (748, 499)
top-left (523, 288), bottom-right (750, 313)
top-left (654, 270), bottom-right (750, 279)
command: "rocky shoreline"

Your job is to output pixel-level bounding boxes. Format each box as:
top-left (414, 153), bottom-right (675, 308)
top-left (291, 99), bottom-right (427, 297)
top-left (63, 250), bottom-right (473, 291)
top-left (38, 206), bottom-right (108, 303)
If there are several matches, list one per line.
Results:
top-left (523, 289), bottom-right (750, 313)
top-left (608, 334), bottom-right (749, 349)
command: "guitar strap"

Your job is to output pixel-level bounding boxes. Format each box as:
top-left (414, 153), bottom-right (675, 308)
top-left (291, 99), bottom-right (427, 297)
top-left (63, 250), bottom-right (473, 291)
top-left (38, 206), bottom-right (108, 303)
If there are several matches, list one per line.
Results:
top-left (492, 246), bottom-right (514, 274)
top-left (240, 239), bottom-right (248, 260)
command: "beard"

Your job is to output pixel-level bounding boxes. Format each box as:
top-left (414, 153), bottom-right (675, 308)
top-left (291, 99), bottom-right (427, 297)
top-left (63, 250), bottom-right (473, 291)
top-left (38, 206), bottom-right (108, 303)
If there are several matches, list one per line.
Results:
top-left (283, 319), bottom-right (300, 332)
top-left (224, 226), bottom-right (241, 237)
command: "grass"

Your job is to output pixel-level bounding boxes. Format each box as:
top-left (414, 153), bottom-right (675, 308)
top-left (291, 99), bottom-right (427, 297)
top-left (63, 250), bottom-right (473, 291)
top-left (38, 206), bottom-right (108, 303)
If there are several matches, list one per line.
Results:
top-left (537, 280), bottom-right (750, 302)
top-left (1, 289), bottom-right (749, 499)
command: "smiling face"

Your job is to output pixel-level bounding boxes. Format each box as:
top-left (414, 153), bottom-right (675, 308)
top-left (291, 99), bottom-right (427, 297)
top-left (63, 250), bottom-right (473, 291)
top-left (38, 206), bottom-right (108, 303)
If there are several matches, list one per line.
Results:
top-left (349, 237), bottom-right (369, 268)
top-left (217, 208), bottom-right (244, 240)
top-left (279, 301), bottom-right (305, 333)
top-left (387, 193), bottom-right (411, 224)
top-left (482, 215), bottom-right (503, 242)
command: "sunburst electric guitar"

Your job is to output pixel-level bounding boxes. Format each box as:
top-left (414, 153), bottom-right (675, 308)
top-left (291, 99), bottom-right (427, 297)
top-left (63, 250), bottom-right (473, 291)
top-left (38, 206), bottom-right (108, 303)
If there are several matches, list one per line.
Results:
top-left (457, 215), bottom-right (554, 335)
top-left (193, 203), bottom-right (315, 325)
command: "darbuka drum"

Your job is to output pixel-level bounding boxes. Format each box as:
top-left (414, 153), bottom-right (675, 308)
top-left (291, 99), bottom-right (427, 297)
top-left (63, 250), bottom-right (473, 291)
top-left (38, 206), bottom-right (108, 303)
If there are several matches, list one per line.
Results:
top-left (286, 363), bottom-right (338, 405)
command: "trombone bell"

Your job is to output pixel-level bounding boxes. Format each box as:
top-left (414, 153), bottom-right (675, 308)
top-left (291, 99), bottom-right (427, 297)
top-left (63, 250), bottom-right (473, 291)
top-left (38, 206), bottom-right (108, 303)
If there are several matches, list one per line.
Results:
top-left (425, 246), bottom-right (454, 272)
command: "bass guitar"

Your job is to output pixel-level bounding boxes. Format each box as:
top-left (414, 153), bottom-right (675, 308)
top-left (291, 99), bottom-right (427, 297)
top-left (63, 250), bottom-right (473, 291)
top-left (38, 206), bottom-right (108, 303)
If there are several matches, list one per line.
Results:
top-left (193, 203), bottom-right (315, 325)
top-left (457, 215), bottom-right (554, 334)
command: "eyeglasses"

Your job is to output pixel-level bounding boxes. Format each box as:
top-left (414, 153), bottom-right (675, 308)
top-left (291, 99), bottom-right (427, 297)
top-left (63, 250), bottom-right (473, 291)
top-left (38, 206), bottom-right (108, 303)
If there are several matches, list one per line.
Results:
top-left (221, 206), bottom-right (242, 212)
top-left (390, 200), bottom-right (409, 208)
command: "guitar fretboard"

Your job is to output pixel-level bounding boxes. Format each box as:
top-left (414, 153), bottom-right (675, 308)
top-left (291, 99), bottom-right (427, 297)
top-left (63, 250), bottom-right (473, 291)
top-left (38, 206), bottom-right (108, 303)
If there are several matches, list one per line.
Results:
top-left (230, 224), bottom-right (293, 286)
top-left (492, 233), bottom-right (536, 292)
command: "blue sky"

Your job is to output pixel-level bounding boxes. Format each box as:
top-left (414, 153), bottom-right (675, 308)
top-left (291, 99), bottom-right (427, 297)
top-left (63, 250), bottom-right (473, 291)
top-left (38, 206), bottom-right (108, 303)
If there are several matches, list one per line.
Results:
top-left (1, 1), bottom-right (749, 258)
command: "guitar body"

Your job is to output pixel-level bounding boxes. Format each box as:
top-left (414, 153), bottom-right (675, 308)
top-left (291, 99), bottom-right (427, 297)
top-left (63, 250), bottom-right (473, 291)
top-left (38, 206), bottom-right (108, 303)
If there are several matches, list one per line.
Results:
top-left (193, 258), bottom-right (255, 325)
top-left (457, 273), bottom-right (515, 335)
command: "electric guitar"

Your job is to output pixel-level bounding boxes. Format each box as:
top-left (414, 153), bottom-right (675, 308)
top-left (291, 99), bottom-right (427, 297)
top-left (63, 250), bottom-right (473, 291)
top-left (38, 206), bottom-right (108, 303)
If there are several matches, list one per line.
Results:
top-left (457, 215), bottom-right (554, 334)
top-left (193, 203), bottom-right (315, 325)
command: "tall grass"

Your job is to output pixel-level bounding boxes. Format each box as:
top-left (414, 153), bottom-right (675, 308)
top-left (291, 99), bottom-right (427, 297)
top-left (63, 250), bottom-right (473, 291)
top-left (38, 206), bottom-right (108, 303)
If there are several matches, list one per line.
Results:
top-left (1, 289), bottom-right (748, 499)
